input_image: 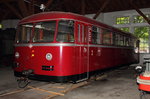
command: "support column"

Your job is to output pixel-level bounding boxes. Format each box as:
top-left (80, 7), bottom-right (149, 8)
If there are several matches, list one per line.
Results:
top-left (148, 26), bottom-right (150, 54)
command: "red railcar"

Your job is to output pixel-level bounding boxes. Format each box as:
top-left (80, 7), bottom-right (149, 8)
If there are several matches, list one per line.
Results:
top-left (13, 12), bottom-right (139, 83)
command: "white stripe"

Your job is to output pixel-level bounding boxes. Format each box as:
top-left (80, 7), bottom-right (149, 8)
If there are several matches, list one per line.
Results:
top-left (14, 43), bottom-right (134, 49)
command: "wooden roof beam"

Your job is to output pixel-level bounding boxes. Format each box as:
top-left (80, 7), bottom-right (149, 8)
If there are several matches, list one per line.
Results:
top-left (45, 0), bottom-right (53, 10)
top-left (18, 0), bottom-right (29, 17)
top-left (4, 3), bottom-right (23, 19)
top-left (130, 0), bottom-right (150, 25)
top-left (0, 0), bottom-right (17, 3)
top-left (93, 0), bottom-right (110, 19)
top-left (0, 11), bottom-right (9, 22)
top-left (81, 0), bottom-right (85, 15)
top-left (49, 1), bottom-right (64, 11)
top-left (117, 0), bottom-right (126, 10)
top-left (27, 0), bottom-right (35, 15)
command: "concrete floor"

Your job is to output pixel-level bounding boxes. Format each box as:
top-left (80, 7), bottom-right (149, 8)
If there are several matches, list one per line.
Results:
top-left (53, 67), bottom-right (140, 99)
top-left (0, 66), bottom-right (145, 99)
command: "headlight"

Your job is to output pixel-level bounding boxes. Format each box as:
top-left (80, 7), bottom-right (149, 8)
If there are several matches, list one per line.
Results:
top-left (46, 53), bottom-right (52, 61)
top-left (15, 52), bottom-right (20, 58)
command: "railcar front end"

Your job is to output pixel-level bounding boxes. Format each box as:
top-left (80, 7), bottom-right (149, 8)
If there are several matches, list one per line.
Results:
top-left (14, 20), bottom-right (80, 82)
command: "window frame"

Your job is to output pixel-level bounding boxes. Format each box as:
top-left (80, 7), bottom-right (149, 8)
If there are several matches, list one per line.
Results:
top-left (56, 20), bottom-right (75, 43)
top-left (32, 20), bottom-right (57, 43)
top-left (16, 24), bottom-right (33, 43)
top-left (91, 26), bottom-right (101, 44)
top-left (101, 28), bottom-right (112, 45)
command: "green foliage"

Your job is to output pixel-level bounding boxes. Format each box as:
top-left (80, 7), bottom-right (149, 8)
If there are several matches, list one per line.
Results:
top-left (119, 27), bottom-right (129, 32)
top-left (116, 17), bottom-right (129, 24)
top-left (0, 24), bottom-right (2, 29)
top-left (134, 26), bottom-right (149, 40)
top-left (134, 14), bottom-right (150, 23)
top-left (134, 26), bottom-right (150, 53)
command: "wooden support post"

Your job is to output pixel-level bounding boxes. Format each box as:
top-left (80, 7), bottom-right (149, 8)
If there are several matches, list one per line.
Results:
top-left (130, 0), bottom-right (150, 25)
top-left (81, 0), bottom-right (85, 15)
top-left (93, 0), bottom-right (110, 19)
top-left (18, 0), bottom-right (29, 17)
top-left (4, 3), bottom-right (23, 19)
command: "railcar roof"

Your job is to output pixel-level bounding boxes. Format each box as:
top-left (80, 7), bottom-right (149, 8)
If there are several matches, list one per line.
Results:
top-left (19, 11), bottom-right (135, 37)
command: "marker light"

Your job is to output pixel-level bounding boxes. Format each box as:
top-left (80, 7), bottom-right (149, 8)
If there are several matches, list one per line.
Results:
top-left (46, 53), bottom-right (52, 61)
top-left (31, 54), bottom-right (35, 57)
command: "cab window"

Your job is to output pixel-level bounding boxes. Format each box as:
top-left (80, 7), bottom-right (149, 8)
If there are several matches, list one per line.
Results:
top-left (33, 21), bottom-right (56, 42)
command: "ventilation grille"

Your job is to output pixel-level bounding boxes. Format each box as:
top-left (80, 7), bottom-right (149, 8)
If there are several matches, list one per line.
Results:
top-left (42, 66), bottom-right (54, 71)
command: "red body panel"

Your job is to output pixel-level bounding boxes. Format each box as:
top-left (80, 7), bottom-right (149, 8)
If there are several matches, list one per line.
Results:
top-left (14, 44), bottom-right (137, 76)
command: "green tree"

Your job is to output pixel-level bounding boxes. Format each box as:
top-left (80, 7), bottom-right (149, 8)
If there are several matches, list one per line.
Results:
top-left (134, 26), bottom-right (149, 40)
top-left (134, 26), bottom-right (150, 53)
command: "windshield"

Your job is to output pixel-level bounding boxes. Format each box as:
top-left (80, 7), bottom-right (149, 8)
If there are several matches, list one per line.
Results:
top-left (33, 21), bottom-right (56, 42)
top-left (17, 24), bottom-right (33, 43)
top-left (16, 20), bottom-right (74, 43)
top-left (56, 20), bottom-right (74, 42)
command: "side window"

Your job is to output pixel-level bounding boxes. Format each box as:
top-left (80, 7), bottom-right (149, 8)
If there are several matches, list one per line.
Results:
top-left (120, 35), bottom-right (124, 46)
top-left (91, 26), bottom-right (101, 44)
top-left (78, 24), bottom-right (81, 42)
top-left (82, 25), bottom-right (85, 43)
top-left (112, 33), bottom-right (116, 45)
top-left (124, 36), bottom-right (130, 46)
top-left (130, 38), bottom-right (134, 46)
top-left (102, 29), bottom-right (112, 44)
top-left (57, 20), bottom-right (74, 42)
top-left (77, 24), bottom-right (86, 43)
top-left (116, 34), bottom-right (120, 46)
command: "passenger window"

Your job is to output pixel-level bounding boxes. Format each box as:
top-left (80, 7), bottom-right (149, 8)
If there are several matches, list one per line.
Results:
top-left (102, 29), bottom-right (112, 44)
top-left (57, 20), bottom-right (74, 42)
top-left (112, 33), bottom-right (116, 45)
top-left (82, 25), bottom-right (84, 43)
top-left (120, 35), bottom-right (124, 46)
top-left (115, 34), bottom-right (118, 45)
top-left (92, 26), bottom-right (101, 44)
top-left (78, 24), bottom-right (81, 42)
top-left (130, 38), bottom-right (134, 46)
top-left (124, 37), bottom-right (130, 46)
